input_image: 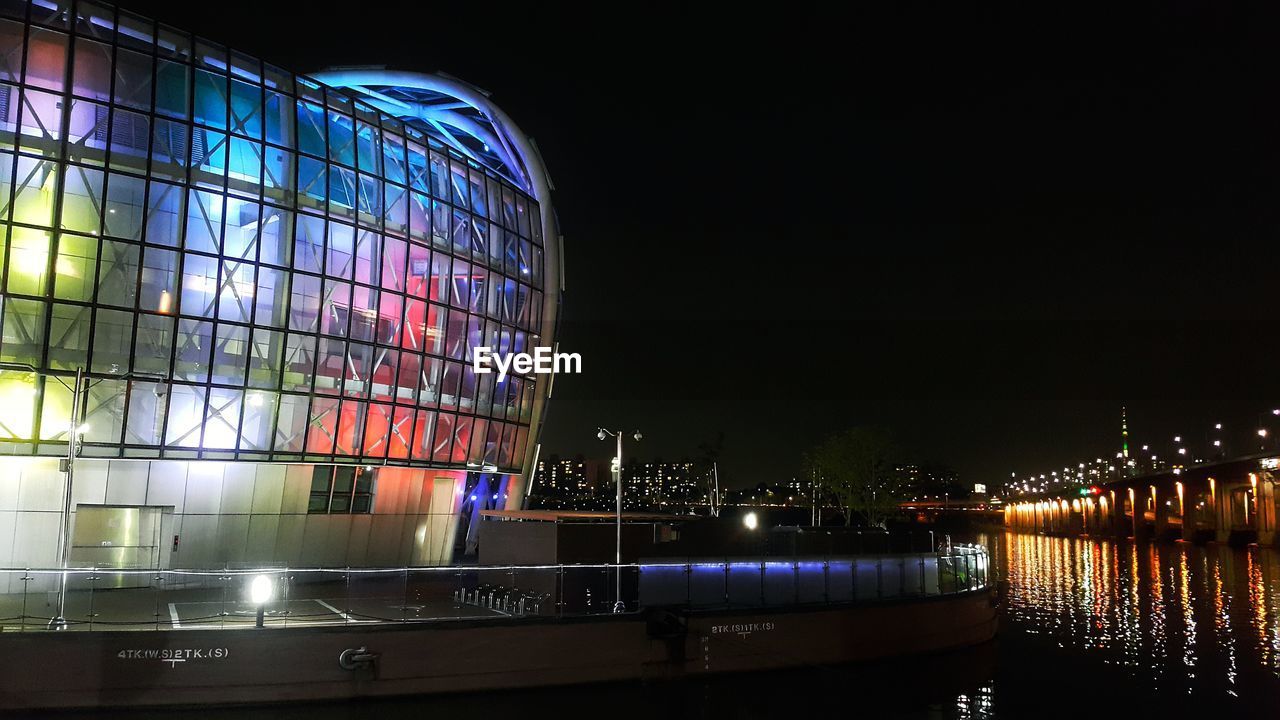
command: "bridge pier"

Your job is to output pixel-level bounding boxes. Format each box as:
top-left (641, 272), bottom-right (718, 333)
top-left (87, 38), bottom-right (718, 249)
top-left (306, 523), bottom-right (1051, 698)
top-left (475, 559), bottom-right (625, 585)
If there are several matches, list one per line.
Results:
top-left (1105, 491), bottom-right (1125, 537)
top-left (1257, 472), bottom-right (1276, 546)
top-left (1213, 477), bottom-right (1231, 544)
top-left (1083, 498), bottom-right (1098, 535)
top-left (1152, 486), bottom-right (1170, 539)
top-left (1179, 481), bottom-right (1199, 542)
top-left (1127, 488), bottom-right (1146, 539)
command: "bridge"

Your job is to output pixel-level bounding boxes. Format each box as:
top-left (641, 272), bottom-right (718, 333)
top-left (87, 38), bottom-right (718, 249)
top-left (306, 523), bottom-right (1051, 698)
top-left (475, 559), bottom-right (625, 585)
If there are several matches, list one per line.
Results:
top-left (899, 499), bottom-right (1004, 524)
top-left (1004, 453), bottom-right (1280, 545)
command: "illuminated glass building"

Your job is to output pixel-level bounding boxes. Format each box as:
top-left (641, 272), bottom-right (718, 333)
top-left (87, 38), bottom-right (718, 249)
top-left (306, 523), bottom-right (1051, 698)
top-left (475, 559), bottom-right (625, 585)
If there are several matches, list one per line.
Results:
top-left (0, 0), bottom-right (559, 570)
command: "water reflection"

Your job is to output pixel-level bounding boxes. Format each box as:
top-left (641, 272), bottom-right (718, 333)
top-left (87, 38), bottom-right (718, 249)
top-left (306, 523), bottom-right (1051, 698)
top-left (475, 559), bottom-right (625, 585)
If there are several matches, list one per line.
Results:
top-left (995, 531), bottom-right (1280, 706)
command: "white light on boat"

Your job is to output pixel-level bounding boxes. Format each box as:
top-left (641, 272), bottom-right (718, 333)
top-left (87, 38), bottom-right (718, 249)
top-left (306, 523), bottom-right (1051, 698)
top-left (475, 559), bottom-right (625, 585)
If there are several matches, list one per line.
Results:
top-left (249, 574), bottom-right (273, 605)
top-left (743, 512), bottom-right (759, 531)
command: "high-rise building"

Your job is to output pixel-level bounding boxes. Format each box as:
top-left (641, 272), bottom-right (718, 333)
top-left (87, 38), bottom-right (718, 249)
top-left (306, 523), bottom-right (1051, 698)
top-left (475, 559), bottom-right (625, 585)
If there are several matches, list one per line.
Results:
top-left (532, 455), bottom-right (604, 498)
top-left (0, 0), bottom-right (560, 572)
top-left (888, 464), bottom-right (963, 501)
top-left (622, 459), bottom-right (703, 504)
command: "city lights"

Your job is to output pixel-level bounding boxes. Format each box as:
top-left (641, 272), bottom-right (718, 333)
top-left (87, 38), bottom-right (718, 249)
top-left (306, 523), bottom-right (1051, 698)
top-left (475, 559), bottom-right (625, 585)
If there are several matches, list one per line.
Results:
top-left (1001, 405), bottom-right (1280, 498)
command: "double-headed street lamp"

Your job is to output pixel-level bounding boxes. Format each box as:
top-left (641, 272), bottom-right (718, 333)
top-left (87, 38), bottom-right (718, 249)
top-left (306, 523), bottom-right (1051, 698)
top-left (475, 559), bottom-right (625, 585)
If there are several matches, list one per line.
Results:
top-left (597, 427), bottom-right (641, 613)
top-left (0, 362), bottom-right (164, 629)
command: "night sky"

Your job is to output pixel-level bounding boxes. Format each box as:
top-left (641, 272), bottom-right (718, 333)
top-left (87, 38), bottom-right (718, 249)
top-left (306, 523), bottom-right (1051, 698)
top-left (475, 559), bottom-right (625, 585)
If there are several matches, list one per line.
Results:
top-left (128, 2), bottom-right (1280, 489)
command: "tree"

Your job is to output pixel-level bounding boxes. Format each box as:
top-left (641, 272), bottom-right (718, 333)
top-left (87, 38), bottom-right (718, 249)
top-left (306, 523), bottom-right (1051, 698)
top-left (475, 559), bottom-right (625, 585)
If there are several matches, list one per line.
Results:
top-left (805, 427), bottom-right (899, 527)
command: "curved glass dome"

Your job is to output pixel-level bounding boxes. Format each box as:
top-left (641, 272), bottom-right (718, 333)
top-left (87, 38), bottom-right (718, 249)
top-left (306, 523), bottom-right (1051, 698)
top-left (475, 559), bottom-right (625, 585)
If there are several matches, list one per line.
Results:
top-left (0, 2), bottom-right (559, 475)
top-left (311, 69), bottom-right (549, 200)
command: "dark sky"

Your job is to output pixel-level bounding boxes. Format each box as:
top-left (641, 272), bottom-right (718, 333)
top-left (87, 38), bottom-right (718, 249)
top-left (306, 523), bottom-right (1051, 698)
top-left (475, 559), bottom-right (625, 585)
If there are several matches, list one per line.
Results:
top-left (127, 2), bottom-right (1280, 489)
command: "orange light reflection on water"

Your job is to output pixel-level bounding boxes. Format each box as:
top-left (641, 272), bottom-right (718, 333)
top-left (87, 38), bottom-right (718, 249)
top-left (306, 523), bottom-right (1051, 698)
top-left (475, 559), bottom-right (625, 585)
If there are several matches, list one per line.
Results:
top-left (999, 531), bottom-right (1280, 698)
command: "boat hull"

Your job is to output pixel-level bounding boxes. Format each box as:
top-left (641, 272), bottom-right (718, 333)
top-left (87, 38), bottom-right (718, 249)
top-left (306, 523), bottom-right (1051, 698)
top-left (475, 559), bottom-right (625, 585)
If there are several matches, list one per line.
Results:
top-left (0, 588), bottom-right (997, 710)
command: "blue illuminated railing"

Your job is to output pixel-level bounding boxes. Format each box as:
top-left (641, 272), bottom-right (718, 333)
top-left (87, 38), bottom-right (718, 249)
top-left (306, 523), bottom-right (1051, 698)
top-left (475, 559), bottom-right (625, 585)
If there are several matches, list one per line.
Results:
top-left (638, 544), bottom-right (990, 608)
top-left (0, 546), bottom-right (988, 632)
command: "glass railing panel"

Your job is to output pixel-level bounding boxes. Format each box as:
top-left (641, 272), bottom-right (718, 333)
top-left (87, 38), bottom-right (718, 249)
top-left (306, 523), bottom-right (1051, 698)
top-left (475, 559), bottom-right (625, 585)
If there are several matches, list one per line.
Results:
top-left (346, 567), bottom-right (408, 623)
top-left (86, 568), bottom-right (163, 629)
top-left (795, 560), bottom-right (828, 604)
top-left (687, 561), bottom-right (727, 609)
top-left (901, 556), bottom-right (924, 597)
top-left (619, 565), bottom-right (640, 613)
top-left (762, 561), bottom-right (797, 606)
top-left (156, 569), bottom-right (212, 630)
top-left (506, 565), bottom-right (557, 617)
top-left (854, 557), bottom-right (880, 599)
top-left (923, 555), bottom-right (941, 595)
top-left (0, 569), bottom-right (31, 630)
top-left (218, 569), bottom-right (288, 628)
top-left (405, 566), bottom-right (463, 621)
top-left (13, 569), bottom-right (52, 629)
top-left (880, 557), bottom-right (903, 598)
top-left (274, 569), bottom-right (345, 627)
top-left (472, 564), bottom-right (517, 615)
top-left (638, 561), bottom-right (689, 608)
top-left (559, 564), bottom-right (611, 616)
top-left (62, 568), bottom-right (99, 629)
top-left (826, 560), bottom-right (853, 603)
top-left (938, 555), bottom-right (957, 594)
top-left (726, 560), bottom-right (764, 607)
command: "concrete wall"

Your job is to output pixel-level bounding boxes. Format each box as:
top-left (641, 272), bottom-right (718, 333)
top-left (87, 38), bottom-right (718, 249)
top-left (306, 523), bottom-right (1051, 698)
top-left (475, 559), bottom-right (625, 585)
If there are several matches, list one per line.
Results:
top-left (0, 458), bottom-right (475, 592)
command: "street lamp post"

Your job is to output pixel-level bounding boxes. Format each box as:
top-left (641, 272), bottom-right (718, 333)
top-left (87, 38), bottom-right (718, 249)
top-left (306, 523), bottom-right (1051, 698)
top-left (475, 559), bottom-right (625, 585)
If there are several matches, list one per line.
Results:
top-left (597, 427), bottom-right (641, 613)
top-left (0, 363), bottom-right (163, 629)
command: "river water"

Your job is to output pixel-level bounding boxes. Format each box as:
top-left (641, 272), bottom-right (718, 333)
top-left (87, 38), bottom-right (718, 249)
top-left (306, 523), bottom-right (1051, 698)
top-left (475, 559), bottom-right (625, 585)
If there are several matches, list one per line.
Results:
top-left (981, 531), bottom-right (1280, 719)
top-left (98, 531), bottom-right (1280, 719)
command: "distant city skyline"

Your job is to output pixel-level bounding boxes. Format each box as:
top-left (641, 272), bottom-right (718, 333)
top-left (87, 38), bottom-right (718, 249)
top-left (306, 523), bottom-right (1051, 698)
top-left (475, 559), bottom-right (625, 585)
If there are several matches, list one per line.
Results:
top-left (528, 454), bottom-right (970, 513)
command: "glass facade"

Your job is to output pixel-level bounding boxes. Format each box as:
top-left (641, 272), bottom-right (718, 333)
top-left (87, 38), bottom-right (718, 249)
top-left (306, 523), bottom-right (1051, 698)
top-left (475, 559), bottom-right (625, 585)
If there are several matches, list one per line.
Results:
top-left (0, 0), bottom-right (548, 473)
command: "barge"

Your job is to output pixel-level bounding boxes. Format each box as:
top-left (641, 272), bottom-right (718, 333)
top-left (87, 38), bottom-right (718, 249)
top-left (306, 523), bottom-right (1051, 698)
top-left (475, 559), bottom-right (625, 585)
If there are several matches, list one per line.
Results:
top-left (0, 547), bottom-right (996, 711)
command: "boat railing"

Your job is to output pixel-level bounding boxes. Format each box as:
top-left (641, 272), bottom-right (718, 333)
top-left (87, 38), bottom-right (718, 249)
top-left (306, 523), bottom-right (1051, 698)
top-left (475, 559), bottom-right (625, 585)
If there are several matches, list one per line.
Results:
top-left (638, 544), bottom-right (989, 609)
top-left (0, 545), bottom-right (989, 632)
